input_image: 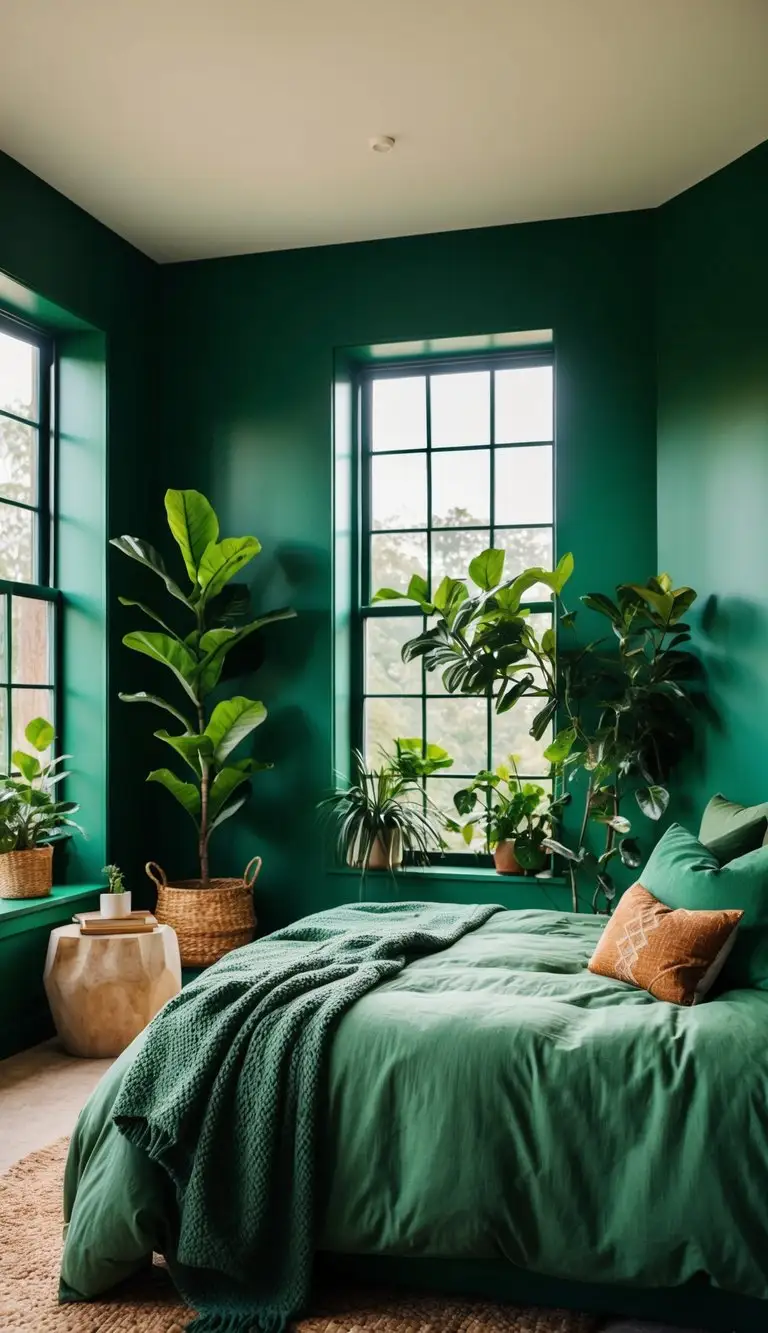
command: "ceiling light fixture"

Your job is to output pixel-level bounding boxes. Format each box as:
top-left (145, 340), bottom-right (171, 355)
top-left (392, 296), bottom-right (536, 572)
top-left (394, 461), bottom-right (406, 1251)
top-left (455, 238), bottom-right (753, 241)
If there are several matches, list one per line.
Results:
top-left (369, 135), bottom-right (396, 153)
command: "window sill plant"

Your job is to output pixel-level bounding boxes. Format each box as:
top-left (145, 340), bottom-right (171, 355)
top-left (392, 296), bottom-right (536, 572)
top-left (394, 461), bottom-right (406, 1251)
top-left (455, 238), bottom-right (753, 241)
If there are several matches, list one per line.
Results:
top-left (449, 756), bottom-right (555, 876)
top-left (100, 863), bottom-right (131, 918)
top-left (0, 718), bottom-right (80, 900)
top-left (112, 488), bottom-right (295, 966)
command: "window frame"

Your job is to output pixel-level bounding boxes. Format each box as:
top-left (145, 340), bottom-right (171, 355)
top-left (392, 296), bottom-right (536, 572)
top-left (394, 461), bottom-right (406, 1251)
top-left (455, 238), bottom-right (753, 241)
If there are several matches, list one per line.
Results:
top-left (352, 349), bottom-right (555, 861)
top-left (0, 311), bottom-right (60, 773)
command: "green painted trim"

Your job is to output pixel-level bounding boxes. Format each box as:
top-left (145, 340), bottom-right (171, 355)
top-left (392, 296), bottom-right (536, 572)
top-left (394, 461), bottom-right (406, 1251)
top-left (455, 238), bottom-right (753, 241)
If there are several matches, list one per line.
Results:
top-left (0, 882), bottom-right (103, 935)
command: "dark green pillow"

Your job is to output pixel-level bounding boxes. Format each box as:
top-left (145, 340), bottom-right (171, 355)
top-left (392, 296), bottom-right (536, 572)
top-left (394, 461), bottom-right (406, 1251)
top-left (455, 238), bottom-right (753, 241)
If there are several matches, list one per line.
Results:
top-left (640, 823), bottom-right (768, 989)
top-left (698, 794), bottom-right (768, 864)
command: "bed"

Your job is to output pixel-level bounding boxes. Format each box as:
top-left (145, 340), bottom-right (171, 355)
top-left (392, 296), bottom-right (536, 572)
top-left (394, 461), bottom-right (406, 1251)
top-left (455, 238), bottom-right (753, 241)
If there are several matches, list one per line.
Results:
top-left (60, 905), bottom-right (768, 1331)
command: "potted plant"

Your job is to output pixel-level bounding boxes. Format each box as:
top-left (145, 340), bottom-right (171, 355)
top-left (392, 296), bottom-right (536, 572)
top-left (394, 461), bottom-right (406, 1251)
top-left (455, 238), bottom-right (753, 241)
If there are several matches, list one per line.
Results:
top-left (0, 718), bottom-right (80, 899)
top-left (100, 863), bottom-right (131, 918)
top-left (319, 739), bottom-right (453, 878)
top-left (112, 488), bottom-right (295, 965)
top-left (449, 757), bottom-right (552, 876)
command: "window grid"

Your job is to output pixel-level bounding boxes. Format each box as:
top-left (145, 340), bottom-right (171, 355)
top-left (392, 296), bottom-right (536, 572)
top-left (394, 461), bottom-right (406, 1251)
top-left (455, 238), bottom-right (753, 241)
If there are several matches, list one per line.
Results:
top-left (0, 313), bottom-right (58, 773)
top-left (355, 352), bottom-right (554, 858)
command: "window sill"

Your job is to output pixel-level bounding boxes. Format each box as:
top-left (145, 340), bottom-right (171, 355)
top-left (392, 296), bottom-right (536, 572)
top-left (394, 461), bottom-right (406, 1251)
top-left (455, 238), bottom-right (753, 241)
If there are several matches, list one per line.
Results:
top-left (0, 883), bottom-right (102, 936)
top-left (327, 864), bottom-right (565, 885)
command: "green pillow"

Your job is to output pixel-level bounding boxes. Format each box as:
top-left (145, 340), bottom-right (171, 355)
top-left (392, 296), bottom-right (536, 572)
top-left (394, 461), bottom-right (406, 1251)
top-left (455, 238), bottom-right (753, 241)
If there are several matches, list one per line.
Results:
top-left (640, 823), bottom-right (768, 990)
top-left (699, 793), bottom-right (768, 864)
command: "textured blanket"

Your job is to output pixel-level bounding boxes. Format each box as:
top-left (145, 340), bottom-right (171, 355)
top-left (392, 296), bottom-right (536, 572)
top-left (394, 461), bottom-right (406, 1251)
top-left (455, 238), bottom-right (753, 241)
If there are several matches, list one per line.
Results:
top-left (110, 899), bottom-right (502, 1333)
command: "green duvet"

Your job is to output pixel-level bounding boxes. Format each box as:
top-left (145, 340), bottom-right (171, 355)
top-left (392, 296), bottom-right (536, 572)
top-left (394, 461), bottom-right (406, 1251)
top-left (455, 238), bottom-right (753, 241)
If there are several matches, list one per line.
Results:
top-left (62, 907), bottom-right (768, 1308)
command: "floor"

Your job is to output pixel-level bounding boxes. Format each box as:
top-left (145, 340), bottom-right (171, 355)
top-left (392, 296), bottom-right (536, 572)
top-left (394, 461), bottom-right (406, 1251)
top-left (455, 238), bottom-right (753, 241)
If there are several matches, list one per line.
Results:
top-left (0, 1041), bottom-right (704, 1333)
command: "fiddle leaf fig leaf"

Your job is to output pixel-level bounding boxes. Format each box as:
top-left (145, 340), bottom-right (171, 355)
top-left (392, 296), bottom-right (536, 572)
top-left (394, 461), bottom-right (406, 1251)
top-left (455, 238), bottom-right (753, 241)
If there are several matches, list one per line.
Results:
top-left (118, 692), bottom-right (194, 732)
top-left (110, 536), bottom-right (191, 606)
top-left (468, 548), bottom-right (505, 591)
top-left (147, 768), bottom-right (201, 824)
top-left (198, 537), bottom-right (262, 603)
top-left (118, 597), bottom-right (180, 638)
top-left (205, 696), bottom-right (267, 765)
top-left (24, 717), bottom-right (55, 752)
top-left (208, 758), bottom-right (272, 821)
top-left (165, 488), bottom-right (219, 584)
top-left (122, 632), bottom-right (200, 702)
top-left (154, 730), bottom-right (215, 774)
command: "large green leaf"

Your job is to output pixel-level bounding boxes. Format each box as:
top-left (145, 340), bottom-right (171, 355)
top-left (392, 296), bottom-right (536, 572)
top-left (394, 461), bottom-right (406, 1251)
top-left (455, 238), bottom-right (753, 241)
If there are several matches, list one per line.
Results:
top-left (165, 489), bottom-right (219, 584)
top-left (543, 727), bottom-right (577, 764)
top-left (154, 730), bottom-right (215, 774)
top-left (12, 751), bottom-right (41, 781)
top-left (431, 576), bottom-right (468, 625)
top-left (635, 784), bottom-right (670, 820)
top-left (205, 696), bottom-right (267, 764)
top-left (581, 592), bottom-right (622, 623)
top-left (495, 673), bottom-right (534, 714)
top-left (110, 537), bottom-right (191, 606)
top-left (198, 537), bottom-right (261, 603)
top-left (25, 717), bottom-right (55, 752)
top-left (147, 768), bottom-right (201, 823)
top-left (208, 758), bottom-right (271, 821)
top-left (118, 597), bottom-right (179, 638)
top-left (118, 691), bottom-right (194, 731)
top-left (195, 609), bottom-right (296, 697)
top-left (207, 791), bottom-right (251, 835)
top-left (530, 696), bottom-right (558, 741)
top-left (122, 632), bottom-right (200, 702)
top-left (468, 548), bottom-right (505, 591)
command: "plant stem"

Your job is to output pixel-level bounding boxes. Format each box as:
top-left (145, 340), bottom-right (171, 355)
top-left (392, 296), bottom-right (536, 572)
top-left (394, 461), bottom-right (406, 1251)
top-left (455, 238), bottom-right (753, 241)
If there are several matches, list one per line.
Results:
top-left (197, 702), bottom-right (209, 885)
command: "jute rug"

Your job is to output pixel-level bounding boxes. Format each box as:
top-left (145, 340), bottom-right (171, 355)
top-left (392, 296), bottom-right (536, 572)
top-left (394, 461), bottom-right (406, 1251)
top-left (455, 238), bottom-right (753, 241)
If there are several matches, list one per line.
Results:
top-left (0, 1138), bottom-right (599, 1333)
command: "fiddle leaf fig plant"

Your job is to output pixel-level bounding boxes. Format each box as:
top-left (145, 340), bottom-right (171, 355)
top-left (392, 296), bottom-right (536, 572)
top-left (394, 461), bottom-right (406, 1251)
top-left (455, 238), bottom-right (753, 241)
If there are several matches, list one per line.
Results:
top-left (112, 489), bottom-right (296, 883)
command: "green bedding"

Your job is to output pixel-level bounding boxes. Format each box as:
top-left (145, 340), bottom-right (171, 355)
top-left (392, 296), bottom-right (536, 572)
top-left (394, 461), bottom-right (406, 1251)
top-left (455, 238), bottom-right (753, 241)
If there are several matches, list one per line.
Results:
top-left (62, 906), bottom-right (768, 1313)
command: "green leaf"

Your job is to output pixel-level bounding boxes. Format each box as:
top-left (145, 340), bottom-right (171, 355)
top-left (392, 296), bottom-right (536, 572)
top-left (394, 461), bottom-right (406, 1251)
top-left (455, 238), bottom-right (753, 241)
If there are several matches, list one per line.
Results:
top-left (593, 813), bottom-right (631, 834)
top-left (495, 673), bottom-right (534, 714)
top-left (619, 583), bottom-right (675, 623)
top-left (165, 489), bottom-right (219, 584)
top-left (198, 537), bottom-right (261, 602)
top-left (208, 791), bottom-right (251, 835)
top-left (581, 593), bottom-right (622, 623)
top-left (122, 632), bottom-right (200, 703)
top-left (543, 727), bottom-right (576, 764)
top-left (453, 788), bottom-right (477, 816)
top-left (541, 627), bottom-right (555, 655)
top-left (24, 718), bottom-right (55, 752)
top-left (12, 751), bottom-right (41, 781)
top-left (468, 548), bottom-right (505, 591)
top-left (541, 838), bottom-right (585, 863)
top-left (208, 758), bottom-right (271, 821)
top-left (118, 691), bottom-right (194, 731)
top-left (670, 587), bottom-right (697, 621)
top-left (635, 785), bottom-right (670, 820)
top-left (147, 768), bottom-right (201, 823)
top-left (530, 697), bottom-right (558, 741)
top-left (109, 536), bottom-right (191, 606)
top-left (154, 730), bottom-right (214, 774)
top-left (548, 552), bottom-right (575, 594)
top-left (195, 608), bottom-right (296, 696)
top-left (117, 596), bottom-right (181, 639)
top-left (619, 837), bottom-right (642, 868)
top-left (431, 576), bottom-right (468, 624)
top-left (205, 696), bottom-right (267, 764)
top-left (371, 586), bottom-right (409, 604)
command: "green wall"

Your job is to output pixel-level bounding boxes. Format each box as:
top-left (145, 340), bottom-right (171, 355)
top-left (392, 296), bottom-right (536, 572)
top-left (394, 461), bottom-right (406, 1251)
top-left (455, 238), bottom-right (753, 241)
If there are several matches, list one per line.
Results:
top-left (156, 211), bottom-right (658, 928)
top-left (656, 140), bottom-right (768, 822)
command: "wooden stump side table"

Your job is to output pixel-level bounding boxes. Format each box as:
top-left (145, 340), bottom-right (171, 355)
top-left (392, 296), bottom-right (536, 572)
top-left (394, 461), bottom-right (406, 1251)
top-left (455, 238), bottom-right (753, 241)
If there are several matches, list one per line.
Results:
top-left (43, 924), bottom-right (182, 1058)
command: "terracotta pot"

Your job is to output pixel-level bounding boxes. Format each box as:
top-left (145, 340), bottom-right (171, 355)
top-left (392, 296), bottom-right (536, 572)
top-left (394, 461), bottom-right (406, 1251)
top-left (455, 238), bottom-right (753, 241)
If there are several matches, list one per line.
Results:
top-left (493, 840), bottom-right (523, 875)
top-left (349, 829), bottom-right (403, 870)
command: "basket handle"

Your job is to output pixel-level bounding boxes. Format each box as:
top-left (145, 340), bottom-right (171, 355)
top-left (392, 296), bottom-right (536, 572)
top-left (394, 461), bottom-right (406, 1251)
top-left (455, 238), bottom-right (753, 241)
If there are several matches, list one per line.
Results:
top-left (145, 861), bottom-right (168, 889)
top-left (243, 856), bottom-right (262, 889)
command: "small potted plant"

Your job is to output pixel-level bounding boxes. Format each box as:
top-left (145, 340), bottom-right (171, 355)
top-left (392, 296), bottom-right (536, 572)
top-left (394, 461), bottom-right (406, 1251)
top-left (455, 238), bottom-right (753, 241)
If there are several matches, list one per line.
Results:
top-left (100, 863), bottom-right (131, 918)
top-left (450, 756), bottom-right (552, 875)
top-left (0, 718), bottom-right (81, 899)
top-left (319, 738), bottom-right (453, 875)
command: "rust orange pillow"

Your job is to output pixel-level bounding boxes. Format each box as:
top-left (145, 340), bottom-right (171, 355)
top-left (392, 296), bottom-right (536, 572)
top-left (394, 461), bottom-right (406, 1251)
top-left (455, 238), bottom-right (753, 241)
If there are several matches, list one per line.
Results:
top-left (588, 882), bottom-right (743, 1005)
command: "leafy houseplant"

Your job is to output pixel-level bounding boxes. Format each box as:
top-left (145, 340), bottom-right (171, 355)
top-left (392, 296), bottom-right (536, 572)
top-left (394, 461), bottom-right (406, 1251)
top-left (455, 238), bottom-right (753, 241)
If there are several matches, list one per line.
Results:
top-left (100, 863), bottom-right (131, 919)
top-left (0, 718), bottom-right (80, 900)
top-left (320, 739), bottom-right (453, 879)
top-left (112, 489), bottom-right (295, 966)
top-left (450, 757), bottom-right (553, 875)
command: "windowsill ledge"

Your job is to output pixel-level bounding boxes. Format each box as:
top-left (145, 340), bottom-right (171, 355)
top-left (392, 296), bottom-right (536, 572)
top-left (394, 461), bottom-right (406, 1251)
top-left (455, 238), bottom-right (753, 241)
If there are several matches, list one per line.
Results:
top-left (0, 882), bottom-right (102, 935)
top-left (326, 864), bottom-right (565, 885)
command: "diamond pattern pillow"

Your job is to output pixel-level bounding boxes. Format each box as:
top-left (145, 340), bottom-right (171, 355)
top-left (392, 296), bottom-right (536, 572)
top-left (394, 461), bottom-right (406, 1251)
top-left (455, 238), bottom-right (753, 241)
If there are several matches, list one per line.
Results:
top-left (588, 882), bottom-right (743, 1005)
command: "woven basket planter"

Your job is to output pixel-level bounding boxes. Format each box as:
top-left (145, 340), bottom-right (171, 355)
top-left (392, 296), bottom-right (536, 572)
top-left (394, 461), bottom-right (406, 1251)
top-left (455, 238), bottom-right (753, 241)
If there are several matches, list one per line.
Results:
top-left (0, 845), bottom-right (53, 899)
top-left (145, 857), bottom-right (261, 967)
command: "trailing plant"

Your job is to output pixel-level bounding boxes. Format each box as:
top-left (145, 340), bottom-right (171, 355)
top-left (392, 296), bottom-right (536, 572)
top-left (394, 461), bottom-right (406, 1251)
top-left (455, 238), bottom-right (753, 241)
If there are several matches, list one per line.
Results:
top-left (542, 573), bottom-right (703, 912)
top-left (448, 755), bottom-right (555, 871)
top-left (102, 863), bottom-right (126, 894)
top-left (112, 488), bottom-right (296, 884)
top-left (0, 718), bottom-right (80, 852)
top-left (319, 739), bottom-right (453, 874)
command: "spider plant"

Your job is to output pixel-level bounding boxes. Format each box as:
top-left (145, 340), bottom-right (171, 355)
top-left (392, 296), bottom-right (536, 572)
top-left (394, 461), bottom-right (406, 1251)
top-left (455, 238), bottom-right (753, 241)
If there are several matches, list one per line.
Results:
top-left (319, 740), bottom-right (452, 881)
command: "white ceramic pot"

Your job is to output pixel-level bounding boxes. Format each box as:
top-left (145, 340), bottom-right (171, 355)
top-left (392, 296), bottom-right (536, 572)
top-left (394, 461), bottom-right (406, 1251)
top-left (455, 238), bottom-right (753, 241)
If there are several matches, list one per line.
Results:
top-left (100, 891), bottom-right (132, 919)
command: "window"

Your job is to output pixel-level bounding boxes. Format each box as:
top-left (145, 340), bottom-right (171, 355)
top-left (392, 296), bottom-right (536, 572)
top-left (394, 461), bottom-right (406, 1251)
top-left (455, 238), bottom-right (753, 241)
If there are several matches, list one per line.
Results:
top-left (357, 353), bottom-right (554, 851)
top-left (0, 318), bottom-right (57, 770)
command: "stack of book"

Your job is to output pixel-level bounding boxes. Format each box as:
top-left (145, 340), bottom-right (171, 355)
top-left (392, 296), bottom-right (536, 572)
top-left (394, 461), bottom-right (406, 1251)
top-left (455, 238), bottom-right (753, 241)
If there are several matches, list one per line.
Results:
top-left (73, 910), bottom-right (159, 936)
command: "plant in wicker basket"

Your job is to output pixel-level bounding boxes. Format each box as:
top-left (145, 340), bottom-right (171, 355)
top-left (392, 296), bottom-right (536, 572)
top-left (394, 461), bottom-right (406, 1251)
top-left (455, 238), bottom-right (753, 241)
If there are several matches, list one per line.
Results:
top-left (112, 489), bottom-right (296, 963)
top-left (0, 717), bottom-right (81, 900)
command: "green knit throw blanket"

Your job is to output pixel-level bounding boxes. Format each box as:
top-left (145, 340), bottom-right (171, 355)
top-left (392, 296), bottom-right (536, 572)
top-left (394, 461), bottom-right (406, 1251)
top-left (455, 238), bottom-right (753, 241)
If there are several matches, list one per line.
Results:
top-left (112, 899), bottom-right (501, 1333)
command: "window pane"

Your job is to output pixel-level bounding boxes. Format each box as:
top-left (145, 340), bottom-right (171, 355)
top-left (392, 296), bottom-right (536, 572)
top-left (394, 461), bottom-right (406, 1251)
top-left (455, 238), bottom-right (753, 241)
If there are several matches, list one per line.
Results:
top-left (364, 696), bottom-right (423, 767)
top-left (365, 617), bottom-right (422, 694)
top-left (371, 453), bottom-right (426, 530)
top-left (0, 330), bottom-right (38, 422)
top-left (495, 366), bottom-right (553, 443)
top-left (430, 371), bottom-right (490, 449)
top-left (372, 376), bottom-right (426, 452)
top-left (496, 527), bottom-right (553, 599)
top-left (370, 532), bottom-right (427, 599)
top-left (0, 594), bottom-right (6, 681)
top-left (0, 417), bottom-right (37, 505)
top-left (0, 687), bottom-right (7, 770)
top-left (492, 694), bottom-right (552, 773)
top-left (12, 596), bottom-right (52, 684)
top-left (495, 445), bottom-right (552, 526)
top-left (0, 501), bottom-right (35, 582)
top-left (431, 528), bottom-right (489, 588)
top-left (426, 697), bottom-right (487, 773)
top-left (432, 449), bottom-right (490, 527)
top-left (12, 688), bottom-right (54, 764)
top-left (426, 776), bottom-right (480, 853)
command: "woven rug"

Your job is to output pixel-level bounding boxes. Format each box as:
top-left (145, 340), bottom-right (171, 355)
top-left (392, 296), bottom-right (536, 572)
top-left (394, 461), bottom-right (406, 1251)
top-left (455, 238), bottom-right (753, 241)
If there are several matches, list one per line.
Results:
top-left (0, 1138), bottom-right (599, 1333)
